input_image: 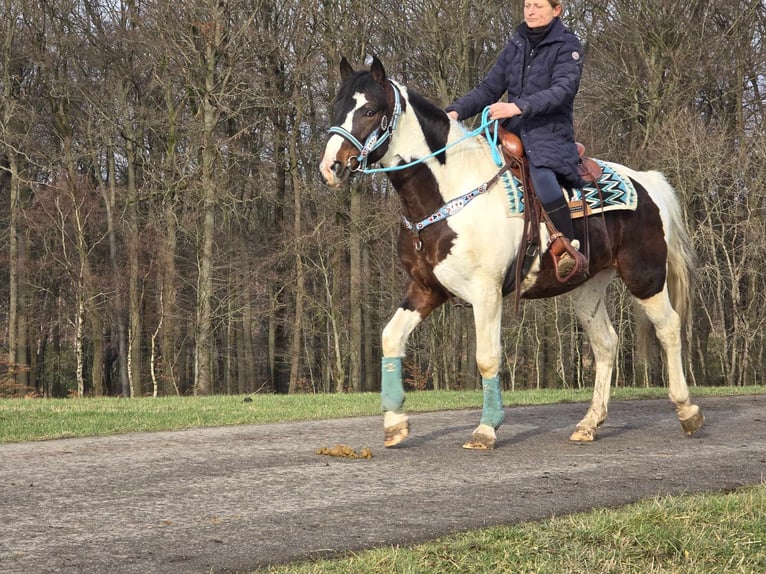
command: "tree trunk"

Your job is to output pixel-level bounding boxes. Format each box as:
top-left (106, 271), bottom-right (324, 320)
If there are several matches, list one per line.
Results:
top-left (268, 289), bottom-right (278, 392)
top-left (236, 307), bottom-right (247, 394)
top-left (225, 292), bottom-right (234, 394)
top-left (349, 180), bottom-right (363, 392)
top-left (160, 202), bottom-right (179, 395)
top-left (126, 136), bottom-right (142, 397)
top-left (87, 305), bottom-right (105, 397)
top-left (362, 244), bottom-right (375, 391)
top-left (240, 278), bottom-right (256, 393)
top-left (102, 147), bottom-right (131, 397)
top-left (75, 292), bottom-right (86, 397)
top-left (7, 153), bottom-right (28, 395)
top-left (287, 212), bottom-right (305, 394)
top-left (195, 154), bottom-right (216, 395)
top-left (194, 31), bottom-right (221, 396)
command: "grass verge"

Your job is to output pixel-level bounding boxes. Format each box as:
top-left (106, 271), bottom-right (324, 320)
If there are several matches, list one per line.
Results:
top-left (258, 485), bottom-right (766, 573)
top-left (0, 385), bottom-right (763, 443)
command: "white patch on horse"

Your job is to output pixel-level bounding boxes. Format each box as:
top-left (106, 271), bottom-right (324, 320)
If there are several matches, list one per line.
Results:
top-left (388, 117), bottom-right (527, 307)
top-left (634, 290), bottom-right (691, 406)
top-left (381, 307), bottom-right (423, 357)
top-left (319, 93), bottom-right (369, 185)
top-left (380, 85), bottom-right (434, 167)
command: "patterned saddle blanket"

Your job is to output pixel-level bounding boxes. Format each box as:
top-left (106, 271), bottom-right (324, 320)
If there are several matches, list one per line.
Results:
top-left (501, 159), bottom-right (638, 219)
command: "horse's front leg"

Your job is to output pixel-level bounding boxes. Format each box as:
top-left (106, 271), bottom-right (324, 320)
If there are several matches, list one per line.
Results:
top-left (381, 282), bottom-right (446, 447)
top-left (463, 283), bottom-right (505, 450)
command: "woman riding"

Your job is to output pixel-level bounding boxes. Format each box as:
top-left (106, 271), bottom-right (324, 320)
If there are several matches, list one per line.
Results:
top-left (446, 0), bottom-right (586, 278)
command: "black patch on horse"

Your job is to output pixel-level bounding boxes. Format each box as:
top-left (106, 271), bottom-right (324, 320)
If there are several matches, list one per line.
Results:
top-left (408, 91), bottom-right (450, 165)
top-left (331, 71), bottom-right (385, 125)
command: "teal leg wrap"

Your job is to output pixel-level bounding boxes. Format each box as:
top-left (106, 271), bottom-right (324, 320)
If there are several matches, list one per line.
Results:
top-left (481, 375), bottom-right (505, 429)
top-left (381, 357), bottom-right (405, 412)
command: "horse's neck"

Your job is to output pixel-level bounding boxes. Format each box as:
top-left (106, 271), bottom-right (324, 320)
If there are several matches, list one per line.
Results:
top-left (383, 105), bottom-right (498, 205)
top-left (390, 125), bottom-right (499, 219)
top-left (380, 106), bottom-right (432, 168)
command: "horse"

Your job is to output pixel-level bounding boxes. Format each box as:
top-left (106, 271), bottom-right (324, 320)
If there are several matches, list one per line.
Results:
top-left (319, 56), bottom-right (704, 449)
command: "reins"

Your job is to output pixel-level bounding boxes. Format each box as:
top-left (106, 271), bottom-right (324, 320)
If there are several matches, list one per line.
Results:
top-left (361, 107), bottom-right (502, 175)
top-left (328, 83), bottom-right (510, 250)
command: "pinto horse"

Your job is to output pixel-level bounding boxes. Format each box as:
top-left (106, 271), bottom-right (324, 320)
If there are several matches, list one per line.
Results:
top-left (319, 56), bottom-right (704, 449)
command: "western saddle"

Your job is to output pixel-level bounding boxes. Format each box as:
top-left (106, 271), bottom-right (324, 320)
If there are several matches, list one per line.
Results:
top-left (493, 127), bottom-right (595, 286)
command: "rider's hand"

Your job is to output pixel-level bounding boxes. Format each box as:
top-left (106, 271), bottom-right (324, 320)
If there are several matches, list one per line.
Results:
top-left (488, 102), bottom-right (522, 120)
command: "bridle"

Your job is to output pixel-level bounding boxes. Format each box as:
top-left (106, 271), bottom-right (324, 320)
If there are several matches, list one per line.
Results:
top-left (329, 81), bottom-right (502, 178)
top-left (327, 79), bottom-right (403, 173)
top-left (326, 80), bottom-right (512, 251)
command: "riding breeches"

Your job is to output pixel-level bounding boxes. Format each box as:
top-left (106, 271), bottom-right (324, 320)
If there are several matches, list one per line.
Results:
top-left (528, 163), bottom-right (564, 204)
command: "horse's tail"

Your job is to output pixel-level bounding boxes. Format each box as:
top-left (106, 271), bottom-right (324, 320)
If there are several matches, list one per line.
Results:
top-left (635, 171), bottom-right (695, 363)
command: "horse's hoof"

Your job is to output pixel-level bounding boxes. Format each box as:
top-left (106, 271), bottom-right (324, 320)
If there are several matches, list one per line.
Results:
top-left (462, 439), bottom-right (494, 450)
top-left (570, 427), bottom-right (596, 442)
top-left (384, 421), bottom-right (410, 448)
top-left (462, 426), bottom-right (496, 450)
top-left (681, 411), bottom-right (704, 436)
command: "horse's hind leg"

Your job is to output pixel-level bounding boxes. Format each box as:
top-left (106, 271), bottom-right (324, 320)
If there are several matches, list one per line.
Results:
top-left (381, 283), bottom-right (446, 447)
top-left (570, 269), bottom-right (619, 442)
top-left (634, 290), bottom-right (704, 435)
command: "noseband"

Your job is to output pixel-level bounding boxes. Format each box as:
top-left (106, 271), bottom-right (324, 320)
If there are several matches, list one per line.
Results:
top-left (327, 80), bottom-right (403, 173)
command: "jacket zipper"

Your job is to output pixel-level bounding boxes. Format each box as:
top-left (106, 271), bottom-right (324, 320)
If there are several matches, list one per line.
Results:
top-left (521, 47), bottom-right (536, 93)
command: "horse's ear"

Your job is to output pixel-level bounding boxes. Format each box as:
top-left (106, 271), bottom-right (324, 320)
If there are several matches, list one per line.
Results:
top-left (339, 57), bottom-right (354, 80)
top-left (369, 55), bottom-right (386, 85)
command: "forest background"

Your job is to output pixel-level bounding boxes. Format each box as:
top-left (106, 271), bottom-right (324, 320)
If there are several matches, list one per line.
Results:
top-left (0, 0), bottom-right (763, 398)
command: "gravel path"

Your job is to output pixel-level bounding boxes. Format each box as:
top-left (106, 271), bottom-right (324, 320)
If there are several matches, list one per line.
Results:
top-left (1, 394), bottom-right (764, 573)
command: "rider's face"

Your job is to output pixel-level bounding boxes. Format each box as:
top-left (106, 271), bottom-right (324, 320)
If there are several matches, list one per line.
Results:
top-left (524, 1), bottom-right (562, 29)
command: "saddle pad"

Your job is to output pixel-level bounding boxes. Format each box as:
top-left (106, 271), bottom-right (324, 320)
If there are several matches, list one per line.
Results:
top-left (499, 158), bottom-right (638, 218)
top-left (565, 161), bottom-right (638, 219)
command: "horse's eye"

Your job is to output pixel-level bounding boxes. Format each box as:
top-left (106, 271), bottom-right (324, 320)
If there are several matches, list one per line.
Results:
top-left (363, 109), bottom-right (377, 118)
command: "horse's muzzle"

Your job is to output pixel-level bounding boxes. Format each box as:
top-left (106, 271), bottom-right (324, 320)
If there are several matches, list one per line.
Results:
top-left (319, 159), bottom-right (342, 188)
top-left (319, 157), bottom-right (355, 188)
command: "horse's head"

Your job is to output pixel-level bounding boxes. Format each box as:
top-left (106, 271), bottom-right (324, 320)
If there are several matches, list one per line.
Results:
top-left (319, 56), bottom-right (401, 187)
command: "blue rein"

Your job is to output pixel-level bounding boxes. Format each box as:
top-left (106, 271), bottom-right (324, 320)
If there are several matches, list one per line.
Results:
top-left (365, 107), bottom-right (501, 175)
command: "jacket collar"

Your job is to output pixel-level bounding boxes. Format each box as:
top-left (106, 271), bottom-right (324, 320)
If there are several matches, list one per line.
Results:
top-left (514, 17), bottom-right (566, 48)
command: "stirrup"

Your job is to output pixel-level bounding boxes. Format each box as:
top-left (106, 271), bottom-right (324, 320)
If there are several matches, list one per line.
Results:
top-left (549, 237), bottom-right (587, 283)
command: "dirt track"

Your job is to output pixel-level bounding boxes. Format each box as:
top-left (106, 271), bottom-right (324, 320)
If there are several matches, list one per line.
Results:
top-left (1, 395), bottom-right (764, 574)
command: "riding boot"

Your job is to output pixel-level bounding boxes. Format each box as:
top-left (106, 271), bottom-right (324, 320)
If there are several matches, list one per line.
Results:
top-left (543, 198), bottom-right (586, 279)
top-left (544, 197), bottom-right (575, 239)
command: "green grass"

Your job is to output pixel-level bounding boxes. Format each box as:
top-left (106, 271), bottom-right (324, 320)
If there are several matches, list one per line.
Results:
top-left (0, 385), bottom-right (763, 443)
top-left (258, 485), bottom-right (766, 573)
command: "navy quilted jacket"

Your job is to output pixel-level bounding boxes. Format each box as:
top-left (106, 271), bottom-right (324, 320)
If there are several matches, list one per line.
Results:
top-left (446, 18), bottom-right (584, 186)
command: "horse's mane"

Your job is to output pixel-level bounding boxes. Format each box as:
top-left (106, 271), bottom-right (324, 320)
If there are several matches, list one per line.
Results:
top-left (404, 88), bottom-right (451, 165)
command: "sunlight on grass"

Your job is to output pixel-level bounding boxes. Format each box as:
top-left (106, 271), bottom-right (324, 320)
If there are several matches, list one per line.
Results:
top-left (259, 485), bottom-right (766, 573)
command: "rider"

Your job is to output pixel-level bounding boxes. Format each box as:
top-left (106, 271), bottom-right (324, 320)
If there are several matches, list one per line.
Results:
top-left (446, 0), bottom-right (585, 277)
